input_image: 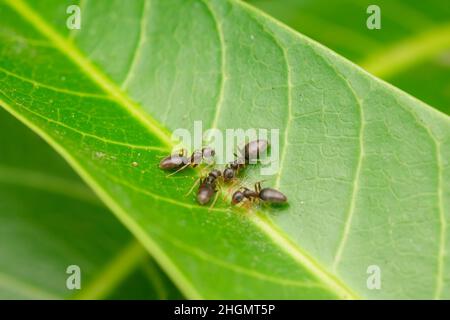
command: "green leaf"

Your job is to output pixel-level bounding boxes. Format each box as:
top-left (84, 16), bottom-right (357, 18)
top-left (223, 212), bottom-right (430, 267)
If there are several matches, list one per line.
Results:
top-left (1, 0), bottom-right (449, 299)
top-left (0, 107), bottom-right (180, 299)
top-left (249, 0), bottom-right (450, 115)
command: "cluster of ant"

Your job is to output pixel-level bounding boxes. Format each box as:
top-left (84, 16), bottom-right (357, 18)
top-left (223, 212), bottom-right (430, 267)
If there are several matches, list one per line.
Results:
top-left (159, 140), bottom-right (287, 208)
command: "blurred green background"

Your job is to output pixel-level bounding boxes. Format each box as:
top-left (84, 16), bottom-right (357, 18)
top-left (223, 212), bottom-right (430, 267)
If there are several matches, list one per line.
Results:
top-left (1, 0), bottom-right (449, 299)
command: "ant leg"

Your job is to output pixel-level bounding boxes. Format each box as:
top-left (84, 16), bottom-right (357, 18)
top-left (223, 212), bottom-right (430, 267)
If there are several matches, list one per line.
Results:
top-left (208, 182), bottom-right (222, 211)
top-left (241, 199), bottom-right (253, 211)
top-left (225, 178), bottom-right (240, 198)
top-left (208, 190), bottom-right (220, 212)
top-left (230, 177), bottom-right (240, 188)
top-left (166, 162), bottom-right (191, 177)
top-left (218, 183), bottom-right (234, 203)
top-left (202, 162), bottom-right (215, 173)
top-left (253, 180), bottom-right (267, 193)
top-left (185, 177), bottom-right (201, 197)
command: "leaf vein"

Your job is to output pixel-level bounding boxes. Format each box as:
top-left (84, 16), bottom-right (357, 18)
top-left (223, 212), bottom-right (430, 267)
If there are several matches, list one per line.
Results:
top-left (392, 101), bottom-right (446, 300)
top-left (0, 92), bottom-right (169, 153)
top-left (234, 3), bottom-right (360, 299)
top-left (0, 66), bottom-right (110, 99)
top-left (120, 0), bottom-right (151, 90)
top-left (300, 44), bottom-right (367, 272)
top-left (200, 0), bottom-right (227, 136)
top-left (157, 231), bottom-right (327, 289)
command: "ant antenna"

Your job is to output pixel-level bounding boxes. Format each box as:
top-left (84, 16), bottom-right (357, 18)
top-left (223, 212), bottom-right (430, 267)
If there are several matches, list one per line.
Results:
top-left (157, 148), bottom-right (186, 159)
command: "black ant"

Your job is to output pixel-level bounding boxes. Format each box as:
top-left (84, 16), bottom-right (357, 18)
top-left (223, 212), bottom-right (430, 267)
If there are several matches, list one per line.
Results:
top-left (223, 139), bottom-right (269, 182)
top-left (231, 181), bottom-right (287, 205)
top-left (159, 149), bottom-right (189, 170)
top-left (223, 158), bottom-right (245, 182)
top-left (197, 169), bottom-right (221, 205)
top-left (159, 147), bottom-right (215, 175)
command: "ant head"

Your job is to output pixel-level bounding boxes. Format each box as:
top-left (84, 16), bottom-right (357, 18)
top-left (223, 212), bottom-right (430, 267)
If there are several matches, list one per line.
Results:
top-left (223, 168), bottom-right (235, 181)
top-left (231, 190), bottom-right (245, 204)
top-left (202, 147), bottom-right (215, 158)
top-left (230, 162), bottom-right (240, 170)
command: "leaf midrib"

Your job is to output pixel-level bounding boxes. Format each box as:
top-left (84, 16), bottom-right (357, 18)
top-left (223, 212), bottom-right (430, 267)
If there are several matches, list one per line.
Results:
top-left (4, 0), bottom-right (173, 148)
top-left (4, 0), bottom-right (363, 299)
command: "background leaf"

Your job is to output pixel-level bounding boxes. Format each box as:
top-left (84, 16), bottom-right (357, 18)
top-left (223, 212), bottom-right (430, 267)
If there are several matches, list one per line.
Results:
top-left (0, 107), bottom-right (180, 299)
top-left (0, 0), bottom-right (449, 299)
top-left (249, 0), bottom-right (450, 115)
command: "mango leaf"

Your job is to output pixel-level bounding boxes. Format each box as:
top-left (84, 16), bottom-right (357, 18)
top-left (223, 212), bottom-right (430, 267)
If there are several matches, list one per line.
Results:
top-left (0, 108), bottom-right (180, 299)
top-left (249, 0), bottom-right (450, 115)
top-left (1, 0), bottom-right (449, 299)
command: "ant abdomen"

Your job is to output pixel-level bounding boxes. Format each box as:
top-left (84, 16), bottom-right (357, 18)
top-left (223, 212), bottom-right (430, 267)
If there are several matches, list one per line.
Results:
top-left (242, 139), bottom-right (269, 162)
top-left (197, 183), bottom-right (215, 205)
top-left (259, 188), bottom-right (287, 203)
top-left (231, 182), bottom-right (287, 205)
top-left (159, 152), bottom-right (189, 170)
